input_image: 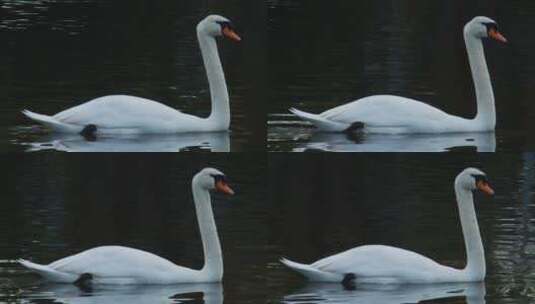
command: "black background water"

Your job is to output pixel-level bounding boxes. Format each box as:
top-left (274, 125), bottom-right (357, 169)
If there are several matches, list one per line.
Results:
top-left (0, 0), bottom-right (266, 152)
top-left (3, 0), bottom-right (535, 152)
top-left (267, 0), bottom-right (535, 152)
top-left (0, 154), bottom-right (270, 303)
top-left (1, 154), bottom-right (535, 303)
top-left (269, 154), bottom-right (535, 303)
top-left (1, 0), bottom-right (535, 303)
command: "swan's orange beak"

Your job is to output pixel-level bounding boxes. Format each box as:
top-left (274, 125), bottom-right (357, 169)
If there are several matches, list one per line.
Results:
top-left (222, 27), bottom-right (241, 42)
top-left (488, 29), bottom-right (507, 43)
top-left (216, 180), bottom-right (235, 195)
top-left (477, 181), bottom-right (495, 196)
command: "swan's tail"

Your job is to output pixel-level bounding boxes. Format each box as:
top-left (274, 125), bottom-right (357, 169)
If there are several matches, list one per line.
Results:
top-left (22, 109), bottom-right (80, 133)
top-left (289, 108), bottom-right (349, 132)
top-left (280, 258), bottom-right (342, 282)
top-left (18, 259), bottom-right (76, 283)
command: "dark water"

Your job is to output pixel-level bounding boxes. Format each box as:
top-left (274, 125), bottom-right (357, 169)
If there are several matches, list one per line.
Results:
top-left (0, 154), bottom-right (269, 303)
top-left (267, 0), bottom-right (535, 152)
top-left (0, 154), bottom-right (534, 303)
top-left (0, 0), bottom-right (266, 152)
top-left (17, 132), bottom-right (232, 152)
top-left (268, 154), bottom-right (535, 303)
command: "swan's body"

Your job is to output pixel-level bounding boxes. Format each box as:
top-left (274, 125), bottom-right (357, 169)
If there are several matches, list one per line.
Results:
top-left (19, 246), bottom-right (200, 284)
top-left (24, 96), bottom-right (214, 134)
top-left (282, 245), bottom-right (466, 284)
top-left (19, 168), bottom-right (234, 285)
top-left (282, 168), bottom-right (494, 284)
top-left (290, 17), bottom-right (507, 134)
top-left (292, 96), bottom-right (479, 133)
top-left (22, 15), bottom-right (241, 135)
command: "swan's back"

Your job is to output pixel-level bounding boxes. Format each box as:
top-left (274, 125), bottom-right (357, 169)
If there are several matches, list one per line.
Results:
top-left (312, 245), bottom-right (462, 283)
top-left (49, 246), bottom-right (193, 283)
top-left (321, 95), bottom-right (470, 133)
top-left (53, 95), bottom-right (200, 133)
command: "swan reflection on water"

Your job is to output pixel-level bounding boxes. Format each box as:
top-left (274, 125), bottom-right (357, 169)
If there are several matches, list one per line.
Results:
top-left (21, 283), bottom-right (223, 304)
top-left (283, 282), bottom-right (486, 304)
top-left (17, 131), bottom-right (230, 152)
top-left (295, 131), bottom-right (496, 152)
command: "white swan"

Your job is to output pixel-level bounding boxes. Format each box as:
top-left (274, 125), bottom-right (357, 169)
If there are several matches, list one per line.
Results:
top-left (281, 168), bottom-right (494, 285)
top-left (18, 168), bottom-right (234, 285)
top-left (22, 15), bottom-right (241, 136)
top-left (290, 16), bottom-right (507, 134)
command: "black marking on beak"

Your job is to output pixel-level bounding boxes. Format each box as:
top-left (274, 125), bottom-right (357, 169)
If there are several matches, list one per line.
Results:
top-left (211, 174), bottom-right (229, 184)
top-left (216, 21), bottom-right (234, 31)
top-left (482, 22), bottom-right (499, 33)
top-left (471, 174), bottom-right (488, 183)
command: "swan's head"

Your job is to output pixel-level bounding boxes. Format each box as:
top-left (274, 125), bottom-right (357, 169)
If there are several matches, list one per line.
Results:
top-left (197, 15), bottom-right (241, 42)
top-left (464, 16), bottom-right (507, 43)
top-left (194, 168), bottom-right (235, 195)
top-left (455, 168), bottom-right (494, 195)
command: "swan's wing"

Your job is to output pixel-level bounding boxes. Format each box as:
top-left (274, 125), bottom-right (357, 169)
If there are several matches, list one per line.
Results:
top-left (53, 95), bottom-right (198, 130)
top-left (320, 95), bottom-right (460, 129)
top-left (312, 245), bottom-right (459, 282)
top-left (49, 246), bottom-right (189, 278)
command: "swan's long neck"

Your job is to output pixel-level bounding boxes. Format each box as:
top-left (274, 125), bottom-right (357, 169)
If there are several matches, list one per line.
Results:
top-left (464, 31), bottom-right (496, 129)
top-left (455, 182), bottom-right (485, 279)
top-left (198, 30), bottom-right (230, 130)
top-left (192, 178), bottom-right (223, 280)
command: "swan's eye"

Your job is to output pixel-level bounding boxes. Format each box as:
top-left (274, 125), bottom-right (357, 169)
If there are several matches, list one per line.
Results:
top-left (211, 174), bottom-right (228, 183)
top-left (216, 21), bottom-right (233, 30)
top-left (482, 22), bottom-right (498, 33)
top-left (471, 174), bottom-right (488, 183)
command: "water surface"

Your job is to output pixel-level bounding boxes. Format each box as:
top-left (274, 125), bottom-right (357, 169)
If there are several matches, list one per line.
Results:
top-left (0, 0), bottom-right (266, 152)
top-left (267, 154), bottom-right (535, 303)
top-left (15, 130), bottom-right (231, 152)
top-left (267, 0), bottom-right (535, 152)
top-left (2, 154), bottom-right (535, 303)
top-left (0, 154), bottom-right (269, 303)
